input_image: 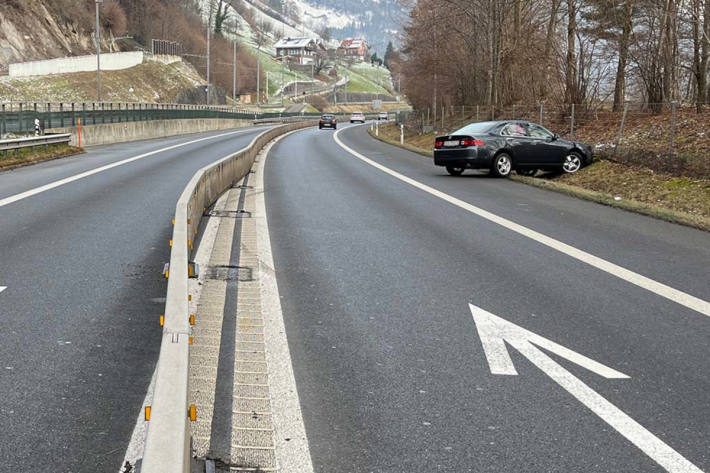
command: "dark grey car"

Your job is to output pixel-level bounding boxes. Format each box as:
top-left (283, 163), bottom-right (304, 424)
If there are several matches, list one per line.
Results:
top-left (434, 120), bottom-right (593, 177)
top-left (319, 114), bottom-right (337, 130)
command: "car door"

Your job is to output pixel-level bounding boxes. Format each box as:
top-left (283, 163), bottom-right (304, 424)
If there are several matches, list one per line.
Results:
top-left (526, 123), bottom-right (567, 165)
top-left (500, 122), bottom-right (535, 164)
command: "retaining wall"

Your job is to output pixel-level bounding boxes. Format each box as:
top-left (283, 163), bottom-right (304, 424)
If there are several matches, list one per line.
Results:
top-left (9, 51), bottom-right (145, 77)
top-left (47, 118), bottom-right (253, 147)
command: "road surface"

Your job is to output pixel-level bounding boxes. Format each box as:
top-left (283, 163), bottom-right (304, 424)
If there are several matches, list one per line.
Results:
top-left (0, 126), bottom-right (270, 472)
top-left (264, 124), bottom-right (709, 472)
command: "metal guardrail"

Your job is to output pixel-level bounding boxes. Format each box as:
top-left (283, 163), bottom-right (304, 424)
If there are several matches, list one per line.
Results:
top-left (141, 119), bottom-right (317, 473)
top-left (0, 133), bottom-right (71, 154)
top-left (0, 101), bottom-right (323, 135)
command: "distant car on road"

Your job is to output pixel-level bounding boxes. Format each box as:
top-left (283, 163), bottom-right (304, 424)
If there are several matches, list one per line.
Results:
top-left (319, 114), bottom-right (337, 130)
top-left (350, 112), bottom-right (366, 123)
top-left (378, 112), bottom-right (389, 121)
top-left (434, 120), bottom-right (593, 177)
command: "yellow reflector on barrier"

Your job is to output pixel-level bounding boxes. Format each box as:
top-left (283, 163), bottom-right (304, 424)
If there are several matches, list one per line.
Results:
top-left (189, 314), bottom-right (195, 325)
top-left (159, 315), bottom-right (164, 326)
top-left (188, 294), bottom-right (192, 301)
top-left (189, 336), bottom-right (194, 345)
top-left (171, 218), bottom-right (175, 225)
top-left (189, 404), bottom-right (197, 421)
top-left (169, 240), bottom-right (173, 247)
top-left (145, 406), bottom-right (151, 421)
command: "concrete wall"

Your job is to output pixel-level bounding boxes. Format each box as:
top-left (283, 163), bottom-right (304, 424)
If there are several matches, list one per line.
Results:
top-left (47, 118), bottom-right (253, 147)
top-left (9, 51), bottom-right (144, 77)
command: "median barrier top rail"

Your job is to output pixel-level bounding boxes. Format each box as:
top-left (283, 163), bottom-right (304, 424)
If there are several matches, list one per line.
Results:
top-left (141, 119), bottom-right (317, 473)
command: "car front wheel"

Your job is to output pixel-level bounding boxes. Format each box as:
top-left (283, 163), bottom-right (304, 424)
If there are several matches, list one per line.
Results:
top-left (492, 153), bottom-right (513, 177)
top-left (446, 166), bottom-right (464, 176)
top-left (562, 152), bottom-right (583, 174)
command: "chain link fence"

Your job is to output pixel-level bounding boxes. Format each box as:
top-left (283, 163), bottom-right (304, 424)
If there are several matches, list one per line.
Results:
top-left (0, 101), bottom-right (321, 136)
top-left (400, 103), bottom-right (709, 178)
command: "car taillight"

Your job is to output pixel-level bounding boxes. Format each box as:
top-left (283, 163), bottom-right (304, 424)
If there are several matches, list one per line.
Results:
top-left (461, 138), bottom-right (484, 146)
top-left (319, 120), bottom-right (323, 123)
top-left (435, 141), bottom-right (444, 148)
top-left (334, 119), bottom-right (337, 122)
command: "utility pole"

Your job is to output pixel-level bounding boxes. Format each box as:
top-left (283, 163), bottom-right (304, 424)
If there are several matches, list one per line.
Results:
top-left (206, 5), bottom-right (212, 105)
top-left (95, 0), bottom-right (103, 102)
top-left (256, 45), bottom-right (261, 104)
top-left (233, 40), bottom-right (237, 102)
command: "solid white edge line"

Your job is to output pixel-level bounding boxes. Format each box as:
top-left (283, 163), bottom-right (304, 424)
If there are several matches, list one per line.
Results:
top-left (333, 126), bottom-right (710, 318)
top-left (0, 127), bottom-right (267, 209)
top-left (256, 130), bottom-right (316, 472)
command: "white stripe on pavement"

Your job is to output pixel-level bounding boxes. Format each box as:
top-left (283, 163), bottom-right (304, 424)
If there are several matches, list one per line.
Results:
top-left (0, 128), bottom-right (265, 209)
top-left (333, 127), bottom-right (710, 318)
top-left (0, 286), bottom-right (6, 293)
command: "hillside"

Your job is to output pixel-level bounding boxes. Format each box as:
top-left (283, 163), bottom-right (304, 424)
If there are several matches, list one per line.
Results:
top-left (0, 58), bottom-right (204, 103)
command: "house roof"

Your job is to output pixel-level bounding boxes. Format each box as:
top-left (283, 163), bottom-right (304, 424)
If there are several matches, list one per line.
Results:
top-left (274, 37), bottom-right (314, 49)
top-left (339, 38), bottom-right (366, 50)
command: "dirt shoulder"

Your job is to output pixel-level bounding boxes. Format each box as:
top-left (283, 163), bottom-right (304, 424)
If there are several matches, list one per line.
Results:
top-left (370, 123), bottom-right (710, 232)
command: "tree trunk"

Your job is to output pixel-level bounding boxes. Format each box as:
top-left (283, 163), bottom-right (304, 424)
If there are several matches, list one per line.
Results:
top-left (613, 0), bottom-right (633, 111)
top-left (541, 0), bottom-right (561, 100)
top-left (564, 0), bottom-right (577, 105)
top-left (699, 0), bottom-right (710, 108)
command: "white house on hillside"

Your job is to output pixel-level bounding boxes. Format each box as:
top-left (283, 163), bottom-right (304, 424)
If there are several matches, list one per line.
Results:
top-left (274, 37), bottom-right (324, 65)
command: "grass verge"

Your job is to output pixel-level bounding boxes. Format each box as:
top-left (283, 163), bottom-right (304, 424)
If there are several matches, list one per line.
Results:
top-left (368, 124), bottom-right (710, 232)
top-left (0, 143), bottom-right (84, 171)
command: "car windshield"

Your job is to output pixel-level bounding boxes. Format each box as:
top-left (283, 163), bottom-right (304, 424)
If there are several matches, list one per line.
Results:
top-left (451, 122), bottom-right (497, 135)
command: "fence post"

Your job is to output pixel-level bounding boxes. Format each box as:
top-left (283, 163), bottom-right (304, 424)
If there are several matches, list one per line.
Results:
top-left (82, 102), bottom-right (86, 127)
top-left (614, 103), bottom-right (628, 157)
top-left (60, 103), bottom-right (64, 128)
top-left (512, 104), bottom-right (516, 119)
top-left (539, 104), bottom-right (544, 125)
top-left (19, 103), bottom-right (23, 133)
top-left (476, 105), bottom-right (479, 122)
top-left (669, 101), bottom-right (677, 158)
top-left (441, 105), bottom-right (444, 130)
top-left (491, 104), bottom-right (495, 121)
top-left (570, 103), bottom-right (575, 138)
top-left (1, 103), bottom-right (5, 136)
top-left (400, 124), bottom-right (404, 144)
top-left (71, 103), bottom-right (76, 127)
top-left (462, 104), bottom-right (465, 121)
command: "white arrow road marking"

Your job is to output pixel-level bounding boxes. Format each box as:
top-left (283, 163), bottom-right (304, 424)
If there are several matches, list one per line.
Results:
top-left (470, 303), bottom-right (702, 473)
top-left (0, 286), bottom-right (6, 293)
top-left (332, 127), bottom-right (710, 318)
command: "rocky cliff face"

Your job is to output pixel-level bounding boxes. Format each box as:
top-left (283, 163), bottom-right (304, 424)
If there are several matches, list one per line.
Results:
top-left (0, 0), bottom-right (92, 69)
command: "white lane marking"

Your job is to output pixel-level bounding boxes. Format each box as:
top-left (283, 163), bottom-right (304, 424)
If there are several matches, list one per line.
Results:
top-left (332, 128), bottom-right (710, 318)
top-left (0, 128), bottom-right (265, 209)
top-left (470, 303), bottom-right (702, 473)
top-left (0, 286), bottom-right (6, 293)
top-left (257, 132), bottom-right (315, 472)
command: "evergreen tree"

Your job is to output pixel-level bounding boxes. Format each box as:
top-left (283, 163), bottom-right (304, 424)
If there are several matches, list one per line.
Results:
top-left (383, 41), bottom-right (394, 69)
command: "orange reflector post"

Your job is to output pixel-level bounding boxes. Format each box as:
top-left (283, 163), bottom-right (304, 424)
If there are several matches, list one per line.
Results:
top-left (189, 336), bottom-right (194, 345)
top-left (189, 314), bottom-right (195, 325)
top-left (145, 406), bottom-right (151, 421)
top-left (189, 404), bottom-right (197, 421)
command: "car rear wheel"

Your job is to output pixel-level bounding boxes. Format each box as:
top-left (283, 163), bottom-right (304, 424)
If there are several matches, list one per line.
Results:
top-left (446, 166), bottom-right (465, 176)
top-left (562, 152), bottom-right (583, 174)
top-left (492, 153), bottom-right (513, 178)
top-left (517, 168), bottom-right (537, 177)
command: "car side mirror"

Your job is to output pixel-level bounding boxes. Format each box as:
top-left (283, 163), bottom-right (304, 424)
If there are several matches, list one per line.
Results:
top-left (551, 134), bottom-right (559, 141)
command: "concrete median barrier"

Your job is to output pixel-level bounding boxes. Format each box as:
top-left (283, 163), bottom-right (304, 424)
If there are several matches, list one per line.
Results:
top-left (141, 119), bottom-right (315, 473)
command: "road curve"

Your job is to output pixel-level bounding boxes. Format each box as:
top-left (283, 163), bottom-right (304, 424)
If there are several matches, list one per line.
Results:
top-left (0, 126), bottom-right (270, 472)
top-left (264, 124), bottom-right (710, 472)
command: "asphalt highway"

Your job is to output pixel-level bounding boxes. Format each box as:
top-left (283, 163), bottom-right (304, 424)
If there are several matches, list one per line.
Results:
top-left (0, 126), bottom-right (269, 472)
top-left (264, 124), bottom-right (710, 472)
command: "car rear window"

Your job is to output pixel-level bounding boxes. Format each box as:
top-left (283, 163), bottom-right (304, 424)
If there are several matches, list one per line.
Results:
top-left (322, 115), bottom-right (334, 119)
top-left (451, 122), bottom-right (497, 135)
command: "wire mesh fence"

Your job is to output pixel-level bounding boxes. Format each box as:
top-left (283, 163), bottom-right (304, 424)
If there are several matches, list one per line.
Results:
top-left (0, 101), bottom-right (322, 136)
top-left (399, 102), bottom-right (710, 178)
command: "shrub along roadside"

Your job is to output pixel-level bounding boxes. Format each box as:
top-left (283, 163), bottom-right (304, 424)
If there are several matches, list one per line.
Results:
top-left (368, 124), bottom-right (710, 232)
top-left (0, 144), bottom-right (83, 171)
